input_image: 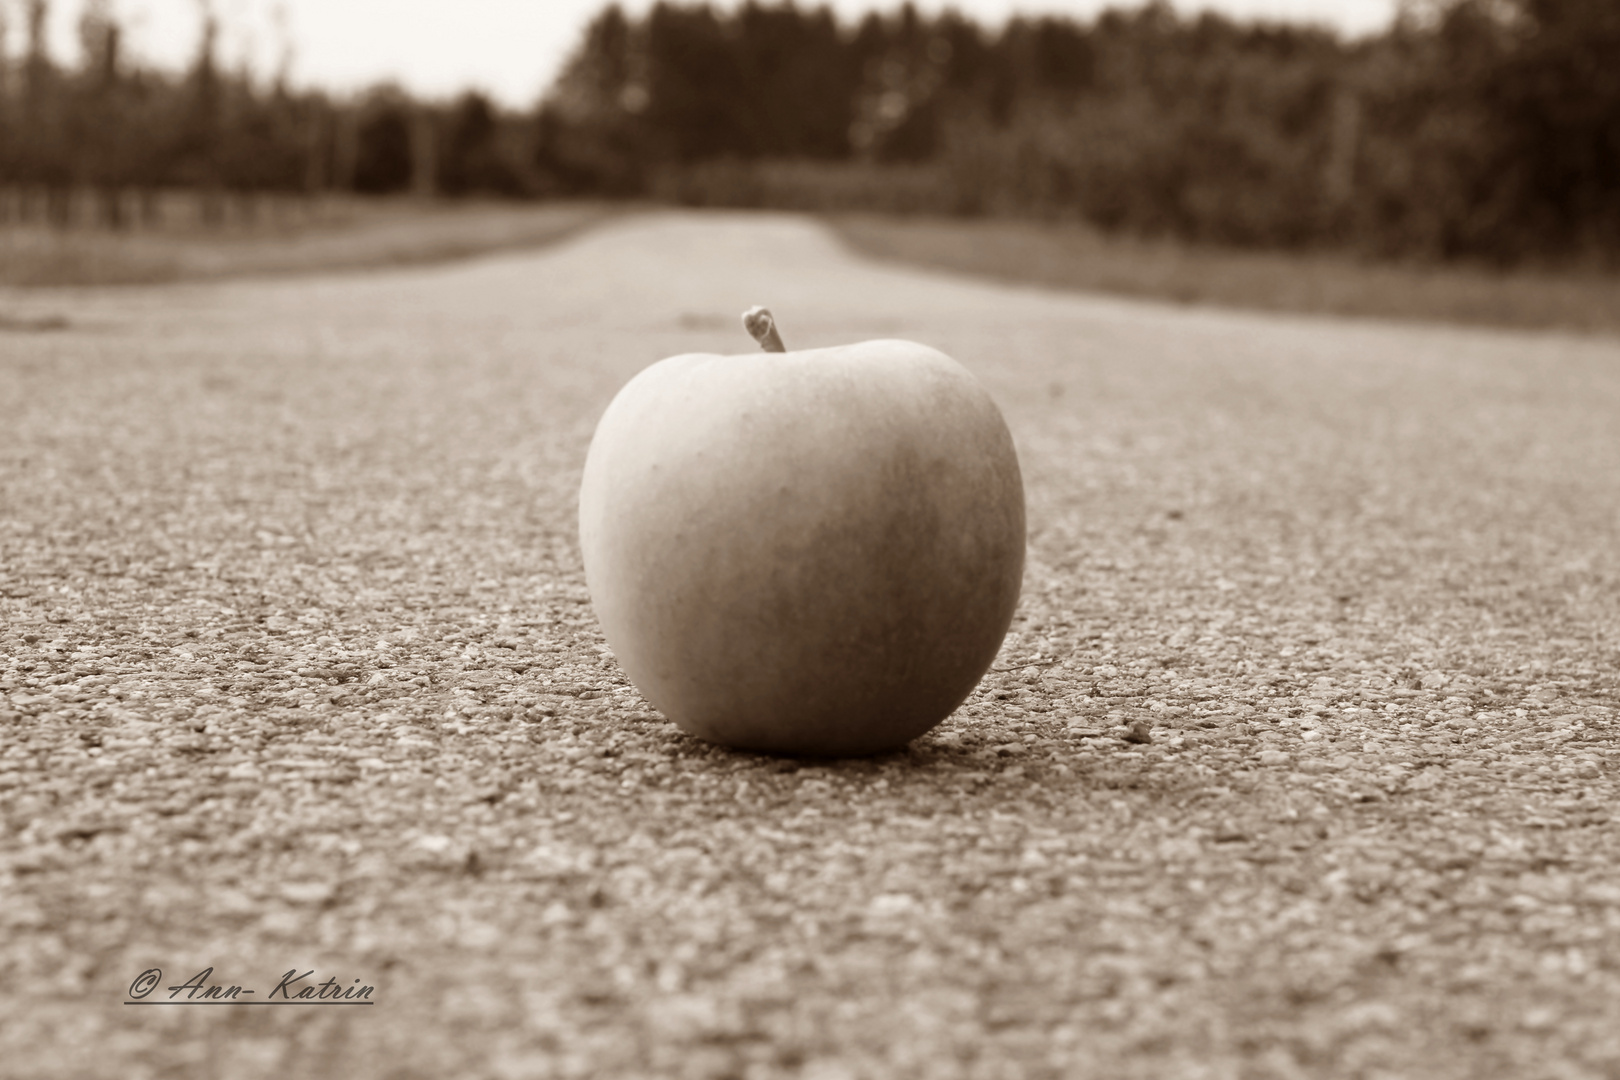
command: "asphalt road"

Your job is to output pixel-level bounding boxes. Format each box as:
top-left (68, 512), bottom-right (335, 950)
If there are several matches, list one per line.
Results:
top-left (2, 212), bottom-right (1618, 1079)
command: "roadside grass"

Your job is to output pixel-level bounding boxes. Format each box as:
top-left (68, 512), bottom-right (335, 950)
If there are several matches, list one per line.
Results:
top-left (0, 197), bottom-right (622, 287)
top-left (828, 213), bottom-right (1620, 337)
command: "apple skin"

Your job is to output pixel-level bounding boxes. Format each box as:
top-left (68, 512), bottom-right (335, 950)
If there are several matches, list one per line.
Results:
top-left (578, 338), bottom-right (1024, 757)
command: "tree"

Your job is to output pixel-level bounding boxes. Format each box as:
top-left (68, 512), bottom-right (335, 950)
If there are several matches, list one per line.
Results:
top-left (175, 4), bottom-right (225, 219)
top-left (351, 89), bottom-right (415, 194)
top-left (1489, 0), bottom-right (1620, 253)
top-left (642, 3), bottom-right (749, 161)
top-left (732, 3), bottom-right (853, 159)
top-left (0, 4), bottom-right (12, 210)
top-left (439, 91), bottom-right (525, 196)
top-left (849, 5), bottom-right (951, 162)
top-left (537, 4), bottom-right (647, 193)
top-left (72, 0), bottom-right (131, 226)
top-left (18, 0), bottom-right (72, 223)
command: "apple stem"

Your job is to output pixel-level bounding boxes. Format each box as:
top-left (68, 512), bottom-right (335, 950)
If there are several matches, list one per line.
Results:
top-left (742, 306), bottom-right (787, 353)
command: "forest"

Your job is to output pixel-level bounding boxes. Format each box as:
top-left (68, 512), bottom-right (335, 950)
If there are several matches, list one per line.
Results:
top-left (0, 0), bottom-right (1616, 264)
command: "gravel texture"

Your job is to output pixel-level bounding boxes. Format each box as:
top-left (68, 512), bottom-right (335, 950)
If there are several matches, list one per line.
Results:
top-left (2, 211), bottom-right (1618, 1079)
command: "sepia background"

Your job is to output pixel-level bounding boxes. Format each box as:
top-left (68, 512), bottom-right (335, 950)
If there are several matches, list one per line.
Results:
top-left (1, 0), bottom-right (1617, 285)
top-left (2, 2), bottom-right (1618, 1079)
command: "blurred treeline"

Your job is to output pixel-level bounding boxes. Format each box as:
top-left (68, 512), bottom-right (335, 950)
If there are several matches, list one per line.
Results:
top-left (3, 0), bottom-right (1616, 264)
top-left (0, 0), bottom-right (535, 229)
top-left (542, 0), bottom-right (1620, 262)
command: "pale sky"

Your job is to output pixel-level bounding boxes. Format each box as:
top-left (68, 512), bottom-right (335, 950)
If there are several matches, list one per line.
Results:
top-left (26, 0), bottom-right (1399, 108)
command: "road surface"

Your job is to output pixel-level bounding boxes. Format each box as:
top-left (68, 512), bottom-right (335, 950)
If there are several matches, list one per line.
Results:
top-left (3, 212), bottom-right (1618, 1078)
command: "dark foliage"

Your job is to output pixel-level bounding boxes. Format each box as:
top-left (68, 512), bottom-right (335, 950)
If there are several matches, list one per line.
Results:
top-left (440, 92), bottom-right (527, 196)
top-left (352, 95), bottom-right (415, 195)
top-left (1, 0), bottom-right (1613, 262)
top-left (533, 0), bottom-right (1619, 262)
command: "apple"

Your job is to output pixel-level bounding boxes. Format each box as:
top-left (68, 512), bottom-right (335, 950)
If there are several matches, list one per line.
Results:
top-left (578, 307), bottom-right (1024, 756)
